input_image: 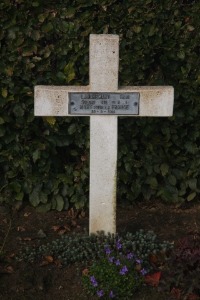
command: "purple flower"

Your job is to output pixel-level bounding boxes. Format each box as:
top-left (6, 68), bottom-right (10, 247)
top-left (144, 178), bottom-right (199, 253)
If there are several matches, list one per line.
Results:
top-left (97, 290), bottom-right (104, 297)
top-left (115, 259), bottom-right (121, 266)
top-left (108, 256), bottom-right (114, 263)
top-left (127, 252), bottom-right (134, 260)
top-left (119, 265), bottom-right (128, 275)
top-left (136, 258), bottom-right (142, 264)
top-left (105, 245), bottom-right (112, 255)
top-left (140, 268), bottom-right (148, 276)
top-left (109, 290), bottom-right (115, 298)
top-left (116, 239), bottom-right (122, 250)
top-left (90, 275), bottom-right (98, 287)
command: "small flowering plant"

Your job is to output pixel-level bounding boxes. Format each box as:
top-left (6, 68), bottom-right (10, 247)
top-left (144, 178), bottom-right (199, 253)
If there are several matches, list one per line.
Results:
top-left (82, 239), bottom-right (147, 299)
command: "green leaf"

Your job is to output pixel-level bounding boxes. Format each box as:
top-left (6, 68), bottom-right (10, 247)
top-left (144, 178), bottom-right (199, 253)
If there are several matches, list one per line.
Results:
top-left (56, 71), bottom-right (66, 81)
top-left (2, 88), bottom-right (8, 98)
top-left (64, 198), bottom-right (69, 210)
top-left (68, 123), bottom-right (76, 135)
top-left (187, 192), bottom-right (196, 202)
top-left (32, 2), bottom-right (39, 7)
top-left (51, 197), bottom-right (57, 210)
top-left (15, 192), bottom-right (24, 201)
top-left (38, 14), bottom-right (46, 23)
top-left (70, 149), bottom-right (78, 156)
top-left (185, 142), bottom-right (197, 154)
top-left (160, 188), bottom-right (173, 202)
top-left (64, 62), bottom-right (76, 82)
top-left (13, 105), bottom-right (24, 117)
top-left (0, 117), bottom-right (5, 124)
top-left (16, 37), bottom-right (24, 46)
top-left (29, 186), bottom-right (41, 207)
top-left (9, 182), bottom-right (21, 193)
top-left (42, 23), bottom-right (53, 33)
top-left (177, 51), bottom-right (185, 60)
top-left (61, 185), bottom-right (68, 197)
top-left (168, 175), bottom-right (177, 186)
top-left (64, 7), bottom-right (75, 18)
top-left (160, 163), bottom-right (169, 176)
top-left (133, 25), bottom-right (142, 33)
top-left (40, 192), bottom-right (48, 204)
top-left (33, 149), bottom-right (40, 163)
top-left (44, 117), bottom-right (56, 126)
top-left (187, 178), bottom-right (197, 191)
top-left (56, 195), bottom-right (64, 211)
top-left (149, 25), bottom-right (156, 36)
top-left (36, 203), bottom-right (51, 212)
top-left (5, 67), bottom-right (13, 76)
top-left (146, 177), bottom-right (158, 188)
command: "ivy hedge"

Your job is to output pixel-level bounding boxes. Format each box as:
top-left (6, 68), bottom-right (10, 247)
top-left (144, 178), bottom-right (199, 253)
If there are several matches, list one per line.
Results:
top-left (0, 0), bottom-right (200, 211)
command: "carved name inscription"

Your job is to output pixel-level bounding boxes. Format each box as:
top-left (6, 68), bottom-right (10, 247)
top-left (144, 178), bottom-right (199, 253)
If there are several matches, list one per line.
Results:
top-left (68, 92), bottom-right (140, 115)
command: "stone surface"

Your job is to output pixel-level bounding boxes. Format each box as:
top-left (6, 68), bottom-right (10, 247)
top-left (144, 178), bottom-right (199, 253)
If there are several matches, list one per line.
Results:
top-left (89, 34), bottom-right (119, 234)
top-left (34, 34), bottom-right (174, 234)
top-left (90, 115), bottom-right (117, 234)
top-left (34, 85), bottom-right (174, 117)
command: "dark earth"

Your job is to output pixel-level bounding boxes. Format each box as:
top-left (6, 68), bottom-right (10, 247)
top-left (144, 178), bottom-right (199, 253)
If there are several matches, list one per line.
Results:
top-left (0, 200), bottom-right (200, 300)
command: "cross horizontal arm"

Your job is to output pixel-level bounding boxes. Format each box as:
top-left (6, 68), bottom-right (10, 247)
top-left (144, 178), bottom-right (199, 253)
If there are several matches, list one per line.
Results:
top-left (34, 85), bottom-right (89, 116)
top-left (34, 85), bottom-right (174, 117)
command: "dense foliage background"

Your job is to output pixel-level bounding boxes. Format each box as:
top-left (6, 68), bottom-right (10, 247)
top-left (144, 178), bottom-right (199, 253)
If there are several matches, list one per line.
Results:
top-left (0, 0), bottom-right (200, 211)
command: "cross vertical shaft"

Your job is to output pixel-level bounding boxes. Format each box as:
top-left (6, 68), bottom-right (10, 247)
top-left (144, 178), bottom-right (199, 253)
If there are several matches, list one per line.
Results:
top-left (89, 35), bottom-right (119, 234)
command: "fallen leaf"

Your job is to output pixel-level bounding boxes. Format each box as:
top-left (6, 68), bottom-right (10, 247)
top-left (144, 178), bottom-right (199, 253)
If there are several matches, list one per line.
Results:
top-left (187, 294), bottom-right (199, 300)
top-left (170, 287), bottom-right (181, 299)
top-left (135, 263), bottom-right (142, 271)
top-left (67, 208), bottom-right (78, 219)
top-left (44, 255), bottom-right (54, 263)
top-left (8, 253), bottom-right (15, 259)
top-left (17, 237), bottom-right (32, 241)
top-left (52, 225), bottom-right (70, 235)
top-left (144, 271), bottom-right (161, 287)
top-left (82, 268), bottom-right (89, 276)
top-left (17, 226), bottom-right (26, 232)
top-left (0, 266), bottom-right (14, 274)
top-left (71, 220), bottom-right (77, 227)
top-left (57, 228), bottom-right (68, 235)
top-left (79, 210), bottom-right (86, 218)
top-left (5, 253), bottom-right (15, 262)
top-left (24, 212), bottom-right (31, 217)
top-left (6, 266), bottom-right (14, 273)
top-left (149, 253), bottom-right (158, 264)
top-left (52, 225), bottom-right (61, 232)
top-left (54, 259), bottom-right (62, 268)
top-left (40, 261), bottom-right (49, 267)
top-left (81, 155), bottom-right (87, 162)
top-left (24, 237), bottom-right (32, 241)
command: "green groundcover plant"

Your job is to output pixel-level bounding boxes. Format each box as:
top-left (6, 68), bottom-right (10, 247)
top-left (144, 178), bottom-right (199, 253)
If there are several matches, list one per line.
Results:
top-left (17, 230), bottom-right (173, 268)
top-left (82, 238), bottom-right (147, 299)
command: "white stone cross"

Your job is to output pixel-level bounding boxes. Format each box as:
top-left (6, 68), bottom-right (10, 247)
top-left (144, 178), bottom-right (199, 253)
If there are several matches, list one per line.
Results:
top-left (34, 34), bottom-right (174, 235)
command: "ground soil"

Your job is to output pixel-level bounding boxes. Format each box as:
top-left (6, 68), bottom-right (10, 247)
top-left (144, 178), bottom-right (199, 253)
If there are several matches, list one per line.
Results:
top-left (0, 200), bottom-right (200, 300)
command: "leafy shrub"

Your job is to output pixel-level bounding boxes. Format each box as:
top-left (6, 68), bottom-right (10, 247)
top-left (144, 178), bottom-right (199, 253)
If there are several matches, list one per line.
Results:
top-left (0, 1), bottom-right (200, 209)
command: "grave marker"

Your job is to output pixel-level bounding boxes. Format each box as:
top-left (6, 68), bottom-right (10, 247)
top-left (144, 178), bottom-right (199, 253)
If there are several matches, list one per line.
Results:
top-left (34, 34), bottom-right (174, 234)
